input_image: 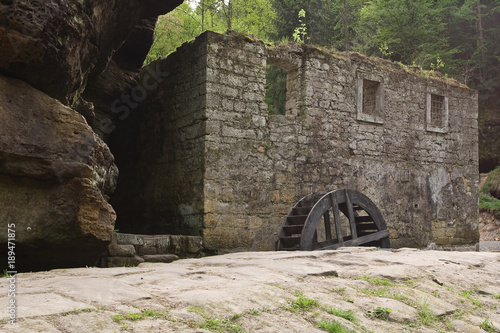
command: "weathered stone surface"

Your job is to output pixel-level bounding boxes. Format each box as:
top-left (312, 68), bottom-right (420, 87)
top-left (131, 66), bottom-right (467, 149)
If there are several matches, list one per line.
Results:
top-left (142, 254), bottom-right (179, 263)
top-left (108, 244), bottom-right (136, 258)
top-left (116, 233), bottom-right (145, 246)
top-left (2, 249), bottom-right (500, 332)
top-left (107, 255), bottom-right (145, 268)
top-left (0, 0), bottom-right (182, 105)
top-left (0, 75), bottom-right (117, 271)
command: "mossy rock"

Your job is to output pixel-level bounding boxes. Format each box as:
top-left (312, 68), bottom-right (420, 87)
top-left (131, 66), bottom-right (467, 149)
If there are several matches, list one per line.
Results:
top-left (479, 167), bottom-right (500, 217)
top-left (481, 167), bottom-right (500, 199)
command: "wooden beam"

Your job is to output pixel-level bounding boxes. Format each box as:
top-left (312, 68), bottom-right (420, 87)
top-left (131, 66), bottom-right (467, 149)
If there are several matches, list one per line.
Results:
top-left (331, 192), bottom-right (344, 247)
top-left (323, 211), bottom-right (332, 241)
top-left (345, 190), bottom-right (358, 240)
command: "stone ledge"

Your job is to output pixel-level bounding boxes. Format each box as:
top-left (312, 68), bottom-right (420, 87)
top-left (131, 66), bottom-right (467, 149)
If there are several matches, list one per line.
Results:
top-left (143, 254), bottom-right (179, 263)
top-left (101, 232), bottom-right (203, 267)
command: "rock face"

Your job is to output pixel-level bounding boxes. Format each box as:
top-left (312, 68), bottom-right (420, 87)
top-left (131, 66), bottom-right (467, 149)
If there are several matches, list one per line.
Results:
top-left (0, 0), bottom-right (183, 271)
top-left (0, 0), bottom-right (182, 106)
top-left (0, 75), bottom-right (118, 271)
top-left (1, 249), bottom-right (500, 332)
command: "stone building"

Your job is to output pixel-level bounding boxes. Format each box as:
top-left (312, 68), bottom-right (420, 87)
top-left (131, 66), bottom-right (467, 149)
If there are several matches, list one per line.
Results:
top-left (111, 31), bottom-right (479, 252)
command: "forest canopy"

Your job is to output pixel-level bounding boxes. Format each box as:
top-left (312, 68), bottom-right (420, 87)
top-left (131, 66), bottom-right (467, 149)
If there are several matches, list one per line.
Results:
top-left (146, 0), bottom-right (500, 98)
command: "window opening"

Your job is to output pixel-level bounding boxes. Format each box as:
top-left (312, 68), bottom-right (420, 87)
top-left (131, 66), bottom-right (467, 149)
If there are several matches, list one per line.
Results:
top-left (362, 79), bottom-right (379, 116)
top-left (265, 65), bottom-right (287, 115)
top-left (426, 92), bottom-right (448, 133)
top-left (430, 94), bottom-right (444, 127)
top-left (356, 77), bottom-right (384, 124)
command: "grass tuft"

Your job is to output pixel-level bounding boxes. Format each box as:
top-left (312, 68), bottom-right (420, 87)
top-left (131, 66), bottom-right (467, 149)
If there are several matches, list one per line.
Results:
top-left (317, 319), bottom-right (356, 333)
top-left (416, 301), bottom-right (438, 326)
top-left (325, 307), bottom-right (357, 323)
top-left (367, 307), bottom-right (391, 320)
top-left (284, 291), bottom-right (319, 312)
top-left (480, 317), bottom-right (497, 333)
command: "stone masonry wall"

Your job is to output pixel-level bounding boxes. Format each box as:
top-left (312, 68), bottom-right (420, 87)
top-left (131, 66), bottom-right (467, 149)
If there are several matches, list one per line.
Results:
top-left (114, 31), bottom-right (479, 251)
top-left (110, 36), bottom-right (208, 235)
top-left (201, 32), bottom-right (478, 251)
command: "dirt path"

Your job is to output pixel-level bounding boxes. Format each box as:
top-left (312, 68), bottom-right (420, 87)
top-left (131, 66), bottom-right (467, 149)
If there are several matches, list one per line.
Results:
top-left (1, 248), bottom-right (499, 332)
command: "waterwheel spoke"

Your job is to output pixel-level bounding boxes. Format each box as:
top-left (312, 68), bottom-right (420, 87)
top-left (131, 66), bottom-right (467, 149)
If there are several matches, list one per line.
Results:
top-left (344, 190), bottom-right (358, 240)
top-left (323, 211), bottom-right (332, 241)
top-left (330, 192), bottom-right (344, 246)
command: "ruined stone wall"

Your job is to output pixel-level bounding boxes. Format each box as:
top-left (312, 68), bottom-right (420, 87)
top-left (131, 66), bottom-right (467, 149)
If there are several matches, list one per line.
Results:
top-left (200, 32), bottom-right (479, 251)
top-left (111, 37), bottom-right (208, 235)
top-left (116, 31), bottom-right (478, 251)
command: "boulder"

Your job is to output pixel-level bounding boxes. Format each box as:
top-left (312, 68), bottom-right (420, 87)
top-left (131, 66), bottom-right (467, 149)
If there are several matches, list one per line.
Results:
top-left (0, 75), bottom-right (118, 271)
top-left (0, 0), bottom-right (183, 106)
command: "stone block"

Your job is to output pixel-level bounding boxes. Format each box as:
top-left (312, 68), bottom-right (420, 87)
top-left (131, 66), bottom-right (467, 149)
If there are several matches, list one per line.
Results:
top-left (156, 236), bottom-right (172, 254)
top-left (108, 244), bottom-right (136, 257)
top-left (136, 245), bottom-right (157, 256)
top-left (116, 233), bottom-right (144, 246)
top-left (170, 235), bottom-right (187, 254)
top-left (203, 228), bottom-right (254, 250)
top-left (107, 255), bottom-right (145, 268)
top-left (186, 236), bottom-right (203, 254)
top-left (143, 254), bottom-right (179, 263)
top-left (249, 216), bottom-right (265, 229)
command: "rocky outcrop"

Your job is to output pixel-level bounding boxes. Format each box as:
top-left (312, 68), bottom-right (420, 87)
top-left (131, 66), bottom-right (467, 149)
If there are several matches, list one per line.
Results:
top-left (2, 249), bottom-right (500, 332)
top-left (0, 75), bottom-right (117, 271)
top-left (0, 0), bottom-right (182, 107)
top-left (0, 1), bottom-right (183, 271)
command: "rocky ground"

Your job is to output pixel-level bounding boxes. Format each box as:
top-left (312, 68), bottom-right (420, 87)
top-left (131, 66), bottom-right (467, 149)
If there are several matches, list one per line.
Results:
top-left (479, 212), bottom-right (500, 241)
top-left (1, 247), bottom-right (499, 333)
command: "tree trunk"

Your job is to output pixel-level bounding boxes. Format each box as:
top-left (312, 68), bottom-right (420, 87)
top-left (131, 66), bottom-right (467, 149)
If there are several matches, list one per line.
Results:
top-left (344, 0), bottom-right (349, 51)
top-left (477, 0), bottom-right (485, 82)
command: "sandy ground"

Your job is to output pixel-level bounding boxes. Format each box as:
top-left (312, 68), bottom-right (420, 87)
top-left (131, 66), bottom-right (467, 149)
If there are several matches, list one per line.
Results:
top-left (1, 247), bottom-right (499, 333)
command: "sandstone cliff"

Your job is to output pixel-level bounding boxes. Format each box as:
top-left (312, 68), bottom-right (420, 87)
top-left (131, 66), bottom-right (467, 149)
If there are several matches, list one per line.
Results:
top-left (0, 0), bottom-right (182, 271)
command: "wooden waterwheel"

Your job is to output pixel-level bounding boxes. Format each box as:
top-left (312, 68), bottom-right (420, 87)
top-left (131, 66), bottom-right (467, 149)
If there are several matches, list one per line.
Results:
top-left (277, 189), bottom-right (390, 251)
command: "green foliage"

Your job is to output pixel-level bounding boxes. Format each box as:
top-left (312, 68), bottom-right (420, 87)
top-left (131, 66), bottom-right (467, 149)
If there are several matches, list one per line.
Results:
top-left (357, 275), bottom-right (393, 286)
top-left (480, 317), bottom-right (497, 333)
top-left (480, 167), bottom-right (500, 217)
top-left (271, 0), bottom-right (339, 47)
top-left (378, 42), bottom-right (393, 59)
top-left (358, 0), bottom-right (450, 67)
top-left (357, 275), bottom-right (395, 298)
top-left (189, 306), bottom-right (246, 332)
top-left (479, 193), bottom-right (500, 217)
top-left (145, 0), bottom-right (276, 65)
top-left (111, 309), bottom-right (170, 324)
top-left (325, 307), bottom-right (357, 323)
top-left (285, 291), bottom-right (319, 312)
top-left (265, 65), bottom-right (287, 115)
top-left (459, 289), bottom-right (483, 308)
top-left (366, 307), bottom-right (391, 320)
top-left (416, 301), bottom-right (438, 326)
top-left (292, 9), bottom-right (307, 43)
top-left (317, 319), bottom-right (357, 333)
